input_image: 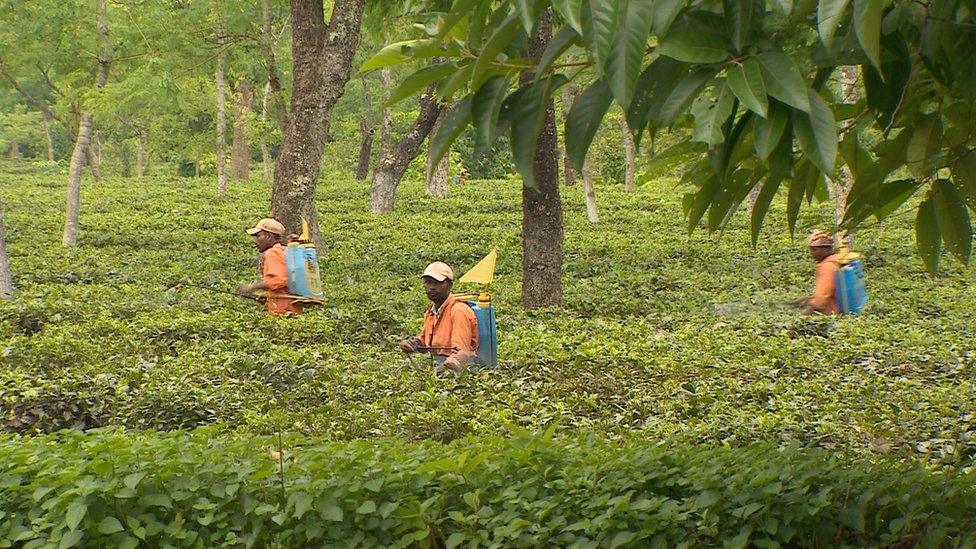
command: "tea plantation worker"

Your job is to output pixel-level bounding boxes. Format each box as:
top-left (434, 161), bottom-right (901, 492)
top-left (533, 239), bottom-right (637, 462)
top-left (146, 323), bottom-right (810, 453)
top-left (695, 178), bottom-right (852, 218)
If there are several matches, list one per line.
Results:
top-left (399, 261), bottom-right (478, 375)
top-left (790, 229), bottom-right (840, 315)
top-left (236, 217), bottom-right (301, 316)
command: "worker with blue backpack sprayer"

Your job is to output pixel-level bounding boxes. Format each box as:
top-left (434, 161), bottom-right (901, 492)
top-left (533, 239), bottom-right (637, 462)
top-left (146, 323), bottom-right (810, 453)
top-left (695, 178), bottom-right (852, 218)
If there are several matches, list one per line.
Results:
top-left (400, 250), bottom-right (499, 376)
top-left (790, 229), bottom-right (867, 315)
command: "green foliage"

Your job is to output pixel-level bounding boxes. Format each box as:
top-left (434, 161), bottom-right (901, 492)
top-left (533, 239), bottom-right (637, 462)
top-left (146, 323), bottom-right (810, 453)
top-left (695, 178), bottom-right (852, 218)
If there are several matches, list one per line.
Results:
top-left (1, 429), bottom-right (975, 546)
top-left (1, 166), bottom-right (975, 473)
top-left (371, 0), bottom-right (976, 274)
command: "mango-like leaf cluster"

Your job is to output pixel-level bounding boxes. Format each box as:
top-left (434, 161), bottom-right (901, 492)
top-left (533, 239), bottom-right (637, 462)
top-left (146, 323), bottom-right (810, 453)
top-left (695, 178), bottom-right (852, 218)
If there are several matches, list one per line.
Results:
top-left (363, 0), bottom-right (976, 274)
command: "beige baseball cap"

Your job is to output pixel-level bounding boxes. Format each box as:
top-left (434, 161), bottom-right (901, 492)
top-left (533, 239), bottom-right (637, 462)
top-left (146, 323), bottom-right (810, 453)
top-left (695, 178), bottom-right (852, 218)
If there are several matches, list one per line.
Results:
top-left (246, 218), bottom-right (286, 236)
top-left (421, 261), bottom-right (454, 281)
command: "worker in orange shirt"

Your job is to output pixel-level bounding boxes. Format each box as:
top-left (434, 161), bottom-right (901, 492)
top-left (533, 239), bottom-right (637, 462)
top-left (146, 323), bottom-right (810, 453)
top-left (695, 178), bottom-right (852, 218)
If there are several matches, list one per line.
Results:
top-left (236, 218), bottom-right (301, 315)
top-left (399, 261), bottom-right (478, 375)
top-left (790, 229), bottom-right (840, 315)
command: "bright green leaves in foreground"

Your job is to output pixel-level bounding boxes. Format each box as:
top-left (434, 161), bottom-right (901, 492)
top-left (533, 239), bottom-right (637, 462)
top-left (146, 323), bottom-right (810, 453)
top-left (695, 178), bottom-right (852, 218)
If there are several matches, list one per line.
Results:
top-left (2, 431), bottom-right (974, 546)
top-left (365, 0), bottom-right (975, 273)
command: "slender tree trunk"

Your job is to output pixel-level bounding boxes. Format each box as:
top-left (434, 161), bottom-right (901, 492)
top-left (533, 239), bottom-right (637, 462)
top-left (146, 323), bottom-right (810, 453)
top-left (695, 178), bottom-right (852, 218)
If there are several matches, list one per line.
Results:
top-left (355, 120), bottom-right (374, 180)
top-left (43, 113), bottom-right (55, 161)
top-left (63, 0), bottom-right (110, 247)
top-left (425, 110), bottom-right (449, 198)
top-left (369, 87), bottom-right (442, 213)
top-left (271, 0), bottom-right (365, 247)
top-left (0, 205), bottom-right (13, 300)
top-left (746, 183), bottom-right (762, 213)
top-left (215, 51), bottom-right (228, 194)
top-left (378, 68), bottom-right (393, 157)
top-left (7, 142), bottom-right (20, 161)
top-left (832, 65), bottom-right (859, 247)
top-left (262, 0), bottom-right (289, 133)
top-left (261, 79), bottom-right (272, 180)
top-left (85, 144), bottom-right (101, 181)
top-left (560, 85), bottom-right (578, 186)
top-left (136, 127), bottom-right (147, 177)
top-left (621, 117), bottom-right (636, 192)
top-left (582, 155), bottom-right (599, 223)
top-left (231, 79), bottom-right (253, 180)
top-left (521, 10), bottom-right (563, 309)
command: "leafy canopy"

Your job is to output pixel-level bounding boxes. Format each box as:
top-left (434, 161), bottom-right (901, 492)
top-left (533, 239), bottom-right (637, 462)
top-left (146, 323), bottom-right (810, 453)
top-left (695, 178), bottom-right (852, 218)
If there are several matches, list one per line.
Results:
top-left (364, 0), bottom-right (976, 274)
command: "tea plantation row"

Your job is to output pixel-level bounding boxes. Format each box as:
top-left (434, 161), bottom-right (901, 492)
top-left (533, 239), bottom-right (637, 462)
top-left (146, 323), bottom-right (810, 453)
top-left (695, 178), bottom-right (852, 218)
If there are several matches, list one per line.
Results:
top-left (1, 429), bottom-right (974, 547)
top-left (0, 166), bottom-right (974, 470)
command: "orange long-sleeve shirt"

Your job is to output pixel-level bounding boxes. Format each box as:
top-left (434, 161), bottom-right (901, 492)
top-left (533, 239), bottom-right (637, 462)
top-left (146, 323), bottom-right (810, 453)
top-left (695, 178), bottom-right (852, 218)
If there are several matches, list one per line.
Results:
top-left (415, 294), bottom-right (478, 362)
top-left (810, 254), bottom-right (840, 315)
top-left (263, 243), bottom-right (300, 315)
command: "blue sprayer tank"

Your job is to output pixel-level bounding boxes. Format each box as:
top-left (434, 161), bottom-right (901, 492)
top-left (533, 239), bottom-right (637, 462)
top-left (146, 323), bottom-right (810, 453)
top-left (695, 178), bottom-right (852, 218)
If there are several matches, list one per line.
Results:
top-left (835, 247), bottom-right (867, 314)
top-left (466, 292), bottom-right (497, 367)
top-left (284, 219), bottom-right (324, 300)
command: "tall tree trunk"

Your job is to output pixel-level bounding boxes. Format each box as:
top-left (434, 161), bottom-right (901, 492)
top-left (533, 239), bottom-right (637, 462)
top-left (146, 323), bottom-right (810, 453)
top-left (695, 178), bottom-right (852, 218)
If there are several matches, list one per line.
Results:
top-left (378, 68), bottom-right (393, 157)
top-left (831, 65), bottom-right (859, 247)
top-left (215, 51), bottom-right (228, 194)
top-left (621, 117), bottom-right (636, 192)
top-left (85, 144), bottom-right (101, 181)
top-left (262, 0), bottom-right (289, 133)
top-left (425, 110), bottom-right (449, 198)
top-left (136, 127), bottom-right (147, 177)
top-left (7, 142), bottom-right (20, 161)
top-left (271, 0), bottom-right (365, 246)
top-left (521, 10), bottom-right (563, 309)
top-left (560, 85), bottom-right (578, 186)
top-left (63, 0), bottom-right (110, 247)
top-left (43, 112), bottom-right (55, 161)
top-left (261, 79), bottom-right (272, 180)
top-left (369, 87), bottom-right (442, 213)
top-left (231, 79), bottom-right (253, 180)
top-left (0, 205), bottom-right (13, 300)
top-left (355, 119), bottom-right (373, 180)
top-left (582, 155), bottom-right (599, 223)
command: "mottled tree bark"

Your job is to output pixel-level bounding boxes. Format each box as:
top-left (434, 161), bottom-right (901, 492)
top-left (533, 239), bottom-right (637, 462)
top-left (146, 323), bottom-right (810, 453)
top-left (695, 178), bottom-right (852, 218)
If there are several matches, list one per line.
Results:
top-left (521, 10), bottom-right (563, 308)
top-left (369, 87), bottom-right (442, 213)
top-left (355, 120), bottom-right (374, 180)
top-left (425, 110), bottom-right (449, 198)
top-left (136, 127), bottom-right (147, 177)
top-left (831, 65), bottom-right (859, 247)
top-left (63, 0), bottom-right (110, 246)
top-left (621, 117), bottom-right (636, 192)
top-left (560, 85), bottom-right (578, 186)
top-left (270, 0), bottom-right (365, 246)
top-left (261, 79), bottom-right (272, 180)
top-left (215, 51), bottom-right (228, 194)
top-left (43, 112), bottom-right (55, 161)
top-left (0, 205), bottom-right (13, 299)
top-left (262, 0), bottom-right (289, 133)
top-left (378, 68), bottom-right (393, 157)
top-left (582, 155), bottom-right (599, 223)
top-left (231, 79), bottom-right (253, 180)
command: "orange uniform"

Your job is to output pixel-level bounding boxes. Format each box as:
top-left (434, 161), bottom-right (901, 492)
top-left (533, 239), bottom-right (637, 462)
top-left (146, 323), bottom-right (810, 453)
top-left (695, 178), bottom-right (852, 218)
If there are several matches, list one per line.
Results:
top-left (414, 295), bottom-right (478, 363)
top-left (810, 254), bottom-right (840, 315)
top-left (263, 243), bottom-right (300, 315)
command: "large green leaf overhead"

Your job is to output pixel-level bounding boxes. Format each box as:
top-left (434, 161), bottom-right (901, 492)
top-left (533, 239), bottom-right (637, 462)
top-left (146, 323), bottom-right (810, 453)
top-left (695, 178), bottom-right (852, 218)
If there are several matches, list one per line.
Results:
top-left (370, 0), bottom-right (976, 273)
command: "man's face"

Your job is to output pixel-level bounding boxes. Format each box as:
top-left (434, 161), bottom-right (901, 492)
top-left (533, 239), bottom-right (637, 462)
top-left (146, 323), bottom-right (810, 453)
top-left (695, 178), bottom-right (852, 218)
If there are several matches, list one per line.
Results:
top-left (809, 246), bottom-right (832, 262)
top-left (422, 276), bottom-right (452, 304)
top-left (252, 231), bottom-right (277, 252)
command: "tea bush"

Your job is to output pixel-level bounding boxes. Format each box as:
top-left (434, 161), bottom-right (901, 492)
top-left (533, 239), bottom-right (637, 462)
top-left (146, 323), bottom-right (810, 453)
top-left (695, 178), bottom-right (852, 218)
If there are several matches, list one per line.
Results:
top-left (0, 164), bottom-right (974, 470)
top-left (1, 429), bottom-right (974, 547)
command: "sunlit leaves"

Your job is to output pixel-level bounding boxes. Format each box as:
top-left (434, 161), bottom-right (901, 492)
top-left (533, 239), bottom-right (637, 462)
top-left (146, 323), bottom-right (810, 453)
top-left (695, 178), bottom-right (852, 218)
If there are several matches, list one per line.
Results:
top-left (817, 0), bottom-right (850, 48)
top-left (658, 30), bottom-right (729, 64)
top-left (605, 0), bottom-right (654, 108)
top-left (726, 58), bottom-right (767, 117)
top-left (565, 78), bottom-right (613, 171)
top-left (792, 89), bottom-right (837, 174)
top-left (757, 51), bottom-right (810, 112)
top-left (853, 0), bottom-right (882, 71)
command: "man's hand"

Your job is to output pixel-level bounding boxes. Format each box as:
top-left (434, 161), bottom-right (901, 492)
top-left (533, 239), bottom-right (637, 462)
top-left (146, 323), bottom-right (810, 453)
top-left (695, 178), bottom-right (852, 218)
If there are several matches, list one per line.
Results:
top-left (789, 297), bottom-right (810, 308)
top-left (443, 357), bottom-right (464, 373)
top-left (236, 282), bottom-right (257, 296)
top-left (399, 339), bottom-right (417, 354)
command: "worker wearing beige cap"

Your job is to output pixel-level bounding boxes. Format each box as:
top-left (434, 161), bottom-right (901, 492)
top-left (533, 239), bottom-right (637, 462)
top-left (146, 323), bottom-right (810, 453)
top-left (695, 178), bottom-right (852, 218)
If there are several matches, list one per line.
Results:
top-left (790, 229), bottom-right (840, 315)
top-left (399, 261), bottom-right (478, 375)
top-left (236, 218), bottom-right (301, 315)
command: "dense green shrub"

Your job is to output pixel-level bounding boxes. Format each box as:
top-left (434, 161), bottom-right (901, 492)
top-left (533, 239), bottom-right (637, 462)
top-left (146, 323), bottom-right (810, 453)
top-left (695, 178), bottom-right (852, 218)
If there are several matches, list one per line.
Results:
top-left (1, 166), bottom-right (974, 470)
top-left (1, 429), bottom-right (974, 548)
